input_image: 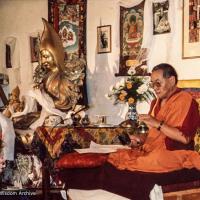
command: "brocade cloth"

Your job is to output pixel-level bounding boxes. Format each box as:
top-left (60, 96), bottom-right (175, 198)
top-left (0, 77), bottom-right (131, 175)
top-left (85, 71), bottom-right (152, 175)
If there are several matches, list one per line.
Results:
top-left (35, 126), bottom-right (129, 158)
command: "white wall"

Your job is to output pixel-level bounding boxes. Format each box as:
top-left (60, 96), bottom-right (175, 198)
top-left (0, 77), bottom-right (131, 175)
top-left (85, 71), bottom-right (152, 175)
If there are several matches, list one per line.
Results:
top-left (0, 0), bottom-right (200, 125)
top-left (0, 0), bottom-right (48, 95)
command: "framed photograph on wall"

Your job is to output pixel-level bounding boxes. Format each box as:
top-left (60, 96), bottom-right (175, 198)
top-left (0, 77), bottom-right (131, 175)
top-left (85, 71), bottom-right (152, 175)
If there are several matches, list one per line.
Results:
top-left (6, 44), bottom-right (12, 68)
top-left (30, 36), bottom-right (39, 63)
top-left (152, 1), bottom-right (171, 35)
top-left (97, 25), bottom-right (111, 54)
top-left (183, 0), bottom-right (200, 59)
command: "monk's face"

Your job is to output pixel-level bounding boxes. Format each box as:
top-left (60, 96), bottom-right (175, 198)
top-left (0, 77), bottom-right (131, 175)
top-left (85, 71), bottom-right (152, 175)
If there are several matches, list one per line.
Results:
top-left (150, 69), bottom-right (174, 100)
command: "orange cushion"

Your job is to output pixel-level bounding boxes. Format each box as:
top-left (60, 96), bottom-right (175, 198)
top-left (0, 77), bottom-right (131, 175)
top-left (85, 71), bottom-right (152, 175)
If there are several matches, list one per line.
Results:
top-left (55, 152), bottom-right (108, 169)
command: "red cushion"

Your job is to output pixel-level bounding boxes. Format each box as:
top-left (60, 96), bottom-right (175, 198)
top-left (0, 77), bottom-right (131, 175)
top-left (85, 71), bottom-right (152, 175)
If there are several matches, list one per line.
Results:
top-left (55, 152), bottom-right (108, 169)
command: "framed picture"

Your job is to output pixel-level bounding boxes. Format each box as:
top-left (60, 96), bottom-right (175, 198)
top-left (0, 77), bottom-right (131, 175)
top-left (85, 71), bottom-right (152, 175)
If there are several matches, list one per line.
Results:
top-left (117, 1), bottom-right (148, 76)
top-left (97, 25), bottom-right (111, 54)
top-left (152, 1), bottom-right (171, 35)
top-left (183, 0), bottom-right (200, 59)
top-left (30, 36), bottom-right (39, 63)
top-left (6, 44), bottom-right (12, 68)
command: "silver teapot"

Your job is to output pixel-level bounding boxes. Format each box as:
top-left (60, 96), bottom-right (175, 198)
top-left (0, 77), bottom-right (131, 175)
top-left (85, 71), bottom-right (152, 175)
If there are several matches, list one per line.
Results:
top-left (137, 122), bottom-right (149, 135)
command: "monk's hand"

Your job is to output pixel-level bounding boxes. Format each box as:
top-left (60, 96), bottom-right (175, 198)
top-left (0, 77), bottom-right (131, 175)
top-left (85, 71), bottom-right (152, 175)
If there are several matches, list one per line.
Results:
top-left (130, 135), bottom-right (143, 148)
top-left (138, 114), bottom-right (160, 129)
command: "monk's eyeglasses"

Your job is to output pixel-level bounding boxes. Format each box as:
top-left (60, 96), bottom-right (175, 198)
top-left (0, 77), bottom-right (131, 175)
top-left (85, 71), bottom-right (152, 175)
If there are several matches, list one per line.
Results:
top-left (148, 81), bottom-right (162, 89)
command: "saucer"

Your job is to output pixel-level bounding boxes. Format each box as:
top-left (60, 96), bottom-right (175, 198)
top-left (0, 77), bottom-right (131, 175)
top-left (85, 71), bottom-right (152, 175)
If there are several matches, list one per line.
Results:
top-left (94, 124), bottom-right (113, 127)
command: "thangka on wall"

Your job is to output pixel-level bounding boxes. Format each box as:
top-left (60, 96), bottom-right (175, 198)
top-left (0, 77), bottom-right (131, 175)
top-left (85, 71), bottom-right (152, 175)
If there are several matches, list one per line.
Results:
top-left (188, 0), bottom-right (200, 43)
top-left (48, 0), bottom-right (88, 107)
top-left (48, 0), bottom-right (87, 60)
top-left (153, 0), bottom-right (171, 35)
top-left (117, 0), bottom-right (148, 76)
top-left (182, 0), bottom-right (200, 58)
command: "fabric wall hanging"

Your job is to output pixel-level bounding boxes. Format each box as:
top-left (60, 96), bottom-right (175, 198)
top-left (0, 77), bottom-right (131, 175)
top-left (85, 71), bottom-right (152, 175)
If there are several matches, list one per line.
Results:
top-left (48, 0), bottom-right (88, 108)
top-left (116, 0), bottom-right (148, 76)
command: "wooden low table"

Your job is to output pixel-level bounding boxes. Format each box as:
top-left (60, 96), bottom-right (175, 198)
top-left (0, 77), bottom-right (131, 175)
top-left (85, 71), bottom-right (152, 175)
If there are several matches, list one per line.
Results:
top-left (164, 188), bottom-right (200, 200)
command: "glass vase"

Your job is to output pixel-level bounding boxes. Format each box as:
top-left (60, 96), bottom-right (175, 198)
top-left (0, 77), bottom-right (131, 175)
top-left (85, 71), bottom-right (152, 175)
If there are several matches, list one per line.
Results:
top-left (126, 103), bottom-right (138, 122)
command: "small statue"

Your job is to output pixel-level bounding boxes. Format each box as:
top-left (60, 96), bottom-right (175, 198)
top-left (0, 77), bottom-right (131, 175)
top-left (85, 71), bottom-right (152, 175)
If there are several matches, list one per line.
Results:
top-left (81, 114), bottom-right (90, 126)
top-left (3, 86), bottom-right (24, 118)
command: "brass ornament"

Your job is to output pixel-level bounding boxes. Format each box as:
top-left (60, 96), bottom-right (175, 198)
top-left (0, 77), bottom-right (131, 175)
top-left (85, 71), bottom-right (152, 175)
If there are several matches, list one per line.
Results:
top-left (40, 18), bottom-right (65, 69)
top-left (34, 18), bottom-right (85, 111)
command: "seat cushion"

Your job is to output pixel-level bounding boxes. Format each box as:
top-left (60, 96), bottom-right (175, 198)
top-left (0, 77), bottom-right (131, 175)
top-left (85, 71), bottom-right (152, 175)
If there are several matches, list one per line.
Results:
top-left (55, 152), bottom-right (108, 169)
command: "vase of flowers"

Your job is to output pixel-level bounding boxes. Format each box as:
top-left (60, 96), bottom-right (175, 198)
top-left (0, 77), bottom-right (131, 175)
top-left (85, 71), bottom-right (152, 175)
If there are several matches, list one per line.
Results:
top-left (126, 103), bottom-right (138, 121)
top-left (107, 69), bottom-right (155, 121)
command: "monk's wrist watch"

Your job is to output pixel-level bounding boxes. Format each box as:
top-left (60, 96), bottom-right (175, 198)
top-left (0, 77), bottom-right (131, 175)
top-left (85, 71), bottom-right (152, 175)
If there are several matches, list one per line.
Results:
top-left (157, 120), bottom-right (164, 131)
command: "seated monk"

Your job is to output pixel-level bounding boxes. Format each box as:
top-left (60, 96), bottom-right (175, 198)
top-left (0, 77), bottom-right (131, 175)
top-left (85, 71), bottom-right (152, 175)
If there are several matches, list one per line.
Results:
top-left (108, 63), bottom-right (200, 173)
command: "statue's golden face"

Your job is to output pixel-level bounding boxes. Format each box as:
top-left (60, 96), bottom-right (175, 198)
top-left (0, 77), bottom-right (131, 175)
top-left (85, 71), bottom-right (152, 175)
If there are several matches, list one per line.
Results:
top-left (40, 49), bottom-right (54, 68)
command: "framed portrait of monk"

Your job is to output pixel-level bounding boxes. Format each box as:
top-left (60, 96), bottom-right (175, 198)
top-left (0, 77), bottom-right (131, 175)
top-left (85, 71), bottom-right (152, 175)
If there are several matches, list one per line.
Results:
top-left (117, 0), bottom-right (148, 76)
top-left (152, 1), bottom-right (171, 35)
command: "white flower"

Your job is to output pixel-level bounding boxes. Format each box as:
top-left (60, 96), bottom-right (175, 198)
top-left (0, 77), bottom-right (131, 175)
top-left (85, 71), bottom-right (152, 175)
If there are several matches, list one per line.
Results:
top-left (137, 83), bottom-right (148, 94)
top-left (143, 76), bottom-right (150, 83)
top-left (105, 93), bottom-right (111, 99)
top-left (116, 81), bottom-right (123, 88)
top-left (127, 67), bottom-right (136, 75)
top-left (109, 85), bottom-right (114, 91)
top-left (140, 65), bottom-right (148, 70)
top-left (120, 78), bottom-right (125, 85)
top-left (121, 90), bottom-right (127, 95)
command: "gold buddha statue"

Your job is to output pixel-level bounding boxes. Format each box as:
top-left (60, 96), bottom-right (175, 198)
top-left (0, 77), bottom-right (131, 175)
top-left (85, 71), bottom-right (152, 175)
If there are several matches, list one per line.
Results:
top-left (34, 18), bottom-right (85, 111)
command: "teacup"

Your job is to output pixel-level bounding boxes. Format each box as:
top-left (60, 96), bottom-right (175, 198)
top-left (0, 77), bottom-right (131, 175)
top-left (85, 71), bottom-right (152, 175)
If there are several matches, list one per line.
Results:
top-left (44, 115), bottom-right (62, 126)
top-left (96, 115), bottom-right (107, 124)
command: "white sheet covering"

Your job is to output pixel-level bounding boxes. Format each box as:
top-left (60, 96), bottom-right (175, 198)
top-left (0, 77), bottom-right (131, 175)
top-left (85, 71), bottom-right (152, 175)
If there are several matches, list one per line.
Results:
top-left (0, 113), bottom-right (15, 161)
top-left (64, 184), bottom-right (163, 200)
top-left (67, 189), bottom-right (130, 200)
top-left (12, 88), bottom-right (72, 130)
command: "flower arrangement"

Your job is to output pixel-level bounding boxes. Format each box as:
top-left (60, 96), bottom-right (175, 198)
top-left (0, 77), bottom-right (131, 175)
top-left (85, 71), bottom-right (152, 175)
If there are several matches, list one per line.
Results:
top-left (107, 68), bottom-right (155, 105)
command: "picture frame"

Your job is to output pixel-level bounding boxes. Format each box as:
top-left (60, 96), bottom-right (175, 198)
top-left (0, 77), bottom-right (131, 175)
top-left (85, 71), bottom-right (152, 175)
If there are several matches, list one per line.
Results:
top-left (30, 36), bottom-right (39, 63)
top-left (152, 1), bottom-right (171, 35)
top-left (97, 25), bottom-right (111, 54)
top-left (6, 44), bottom-right (12, 68)
top-left (182, 0), bottom-right (200, 59)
